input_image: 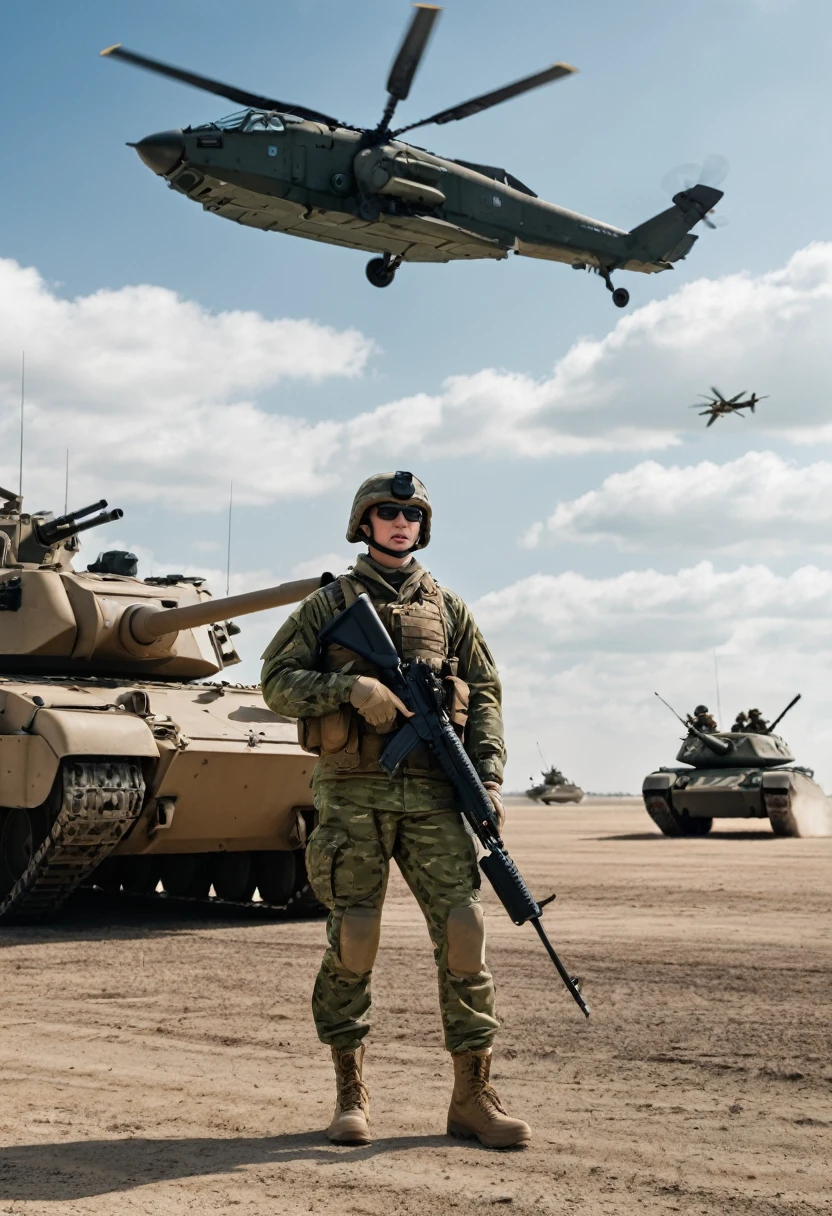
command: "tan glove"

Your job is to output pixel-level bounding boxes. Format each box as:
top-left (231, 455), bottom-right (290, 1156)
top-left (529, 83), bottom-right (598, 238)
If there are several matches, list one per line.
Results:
top-left (483, 781), bottom-right (505, 834)
top-left (349, 676), bottom-right (413, 733)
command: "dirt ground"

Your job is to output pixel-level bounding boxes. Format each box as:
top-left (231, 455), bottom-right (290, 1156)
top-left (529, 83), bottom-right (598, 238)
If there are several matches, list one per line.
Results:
top-left (1, 797), bottom-right (830, 1216)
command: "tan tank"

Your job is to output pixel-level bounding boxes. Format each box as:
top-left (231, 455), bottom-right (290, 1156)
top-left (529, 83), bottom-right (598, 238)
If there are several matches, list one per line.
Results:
top-left (0, 484), bottom-right (330, 922)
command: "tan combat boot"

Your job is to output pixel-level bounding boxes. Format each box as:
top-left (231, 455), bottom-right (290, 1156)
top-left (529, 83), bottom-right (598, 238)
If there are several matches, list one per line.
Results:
top-left (327, 1044), bottom-right (371, 1144)
top-left (447, 1049), bottom-right (531, 1149)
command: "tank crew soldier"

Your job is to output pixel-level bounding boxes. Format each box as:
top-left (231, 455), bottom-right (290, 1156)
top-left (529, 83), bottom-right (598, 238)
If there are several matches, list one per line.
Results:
top-left (261, 472), bottom-right (530, 1150)
top-left (731, 711), bottom-right (749, 733)
top-left (687, 704), bottom-right (718, 732)
top-left (746, 708), bottom-right (769, 734)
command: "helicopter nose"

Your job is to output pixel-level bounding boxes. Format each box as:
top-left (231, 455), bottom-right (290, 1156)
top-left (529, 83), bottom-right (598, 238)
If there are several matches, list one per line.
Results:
top-left (129, 130), bottom-right (185, 175)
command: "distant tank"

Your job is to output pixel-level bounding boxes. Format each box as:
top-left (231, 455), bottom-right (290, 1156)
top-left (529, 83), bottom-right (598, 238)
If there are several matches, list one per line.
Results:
top-left (643, 695), bottom-right (827, 837)
top-left (526, 766), bottom-right (584, 805)
top-left (0, 484), bottom-right (331, 922)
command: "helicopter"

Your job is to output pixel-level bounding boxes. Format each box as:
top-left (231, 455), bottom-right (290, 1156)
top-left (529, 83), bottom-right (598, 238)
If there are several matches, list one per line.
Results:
top-left (690, 388), bottom-right (769, 427)
top-left (102, 4), bottom-right (724, 308)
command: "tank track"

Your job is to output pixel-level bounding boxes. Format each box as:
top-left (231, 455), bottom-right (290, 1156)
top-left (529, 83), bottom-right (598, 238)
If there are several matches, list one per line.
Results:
top-left (644, 792), bottom-right (682, 836)
top-left (643, 791), bottom-right (712, 837)
top-left (80, 852), bottom-right (322, 918)
top-left (81, 873), bottom-right (321, 918)
top-left (0, 759), bottom-right (145, 923)
top-left (762, 787), bottom-right (799, 837)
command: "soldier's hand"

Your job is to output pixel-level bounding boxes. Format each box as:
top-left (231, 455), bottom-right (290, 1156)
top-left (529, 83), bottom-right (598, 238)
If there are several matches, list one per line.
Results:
top-left (349, 676), bottom-right (413, 733)
top-left (483, 781), bottom-right (505, 833)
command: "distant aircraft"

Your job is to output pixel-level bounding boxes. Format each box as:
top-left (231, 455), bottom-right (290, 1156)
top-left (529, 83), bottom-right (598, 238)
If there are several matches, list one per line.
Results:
top-left (689, 387), bottom-right (768, 427)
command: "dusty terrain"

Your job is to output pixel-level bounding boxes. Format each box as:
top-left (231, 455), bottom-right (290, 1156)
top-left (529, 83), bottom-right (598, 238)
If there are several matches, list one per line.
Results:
top-left (1, 798), bottom-right (830, 1216)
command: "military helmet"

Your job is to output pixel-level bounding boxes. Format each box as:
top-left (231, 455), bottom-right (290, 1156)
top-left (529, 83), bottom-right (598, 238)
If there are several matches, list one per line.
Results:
top-left (694, 704), bottom-right (709, 715)
top-left (749, 707), bottom-right (761, 716)
top-left (346, 470), bottom-right (432, 549)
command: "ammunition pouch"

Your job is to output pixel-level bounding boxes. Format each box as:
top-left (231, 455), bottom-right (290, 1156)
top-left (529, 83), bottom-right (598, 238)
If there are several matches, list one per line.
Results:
top-left (443, 674), bottom-right (470, 736)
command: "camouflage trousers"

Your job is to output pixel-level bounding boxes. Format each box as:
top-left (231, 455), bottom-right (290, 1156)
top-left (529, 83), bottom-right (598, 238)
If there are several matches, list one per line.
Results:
top-left (306, 778), bottom-right (499, 1055)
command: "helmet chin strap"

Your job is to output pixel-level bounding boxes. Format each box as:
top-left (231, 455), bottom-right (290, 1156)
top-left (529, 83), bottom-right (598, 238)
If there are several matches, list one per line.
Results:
top-left (363, 521), bottom-right (421, 560)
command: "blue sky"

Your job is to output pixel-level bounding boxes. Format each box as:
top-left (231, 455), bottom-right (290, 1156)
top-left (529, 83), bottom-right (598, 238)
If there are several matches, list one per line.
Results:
top-left (2, 0), bottom-right (831, 792)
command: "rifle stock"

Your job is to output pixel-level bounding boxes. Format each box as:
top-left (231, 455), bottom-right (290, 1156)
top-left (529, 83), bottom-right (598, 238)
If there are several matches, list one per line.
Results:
top-left (318, 593), bottom-right (590, 1018)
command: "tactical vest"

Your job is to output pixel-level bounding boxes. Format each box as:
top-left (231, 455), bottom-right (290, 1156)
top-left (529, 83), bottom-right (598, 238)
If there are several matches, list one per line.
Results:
top-left (299, 570), bottom-right (468, 778)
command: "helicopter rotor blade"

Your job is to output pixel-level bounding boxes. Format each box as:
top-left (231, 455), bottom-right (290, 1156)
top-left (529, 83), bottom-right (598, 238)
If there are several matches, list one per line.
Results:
top-left (393, 61), bottom-right (577, 135)
top-left (378, 4), bottom-right (442, 131)
top-left (728, 391), bottom-right (746, 403)
top-left (388, 5), bottom-right (441, 101)
top-left (100, 44), bottom-right (342, 127)
top-left (706, 413), bottom-right (718, 427)
top-left (711, 386), bottom-right (728, 403)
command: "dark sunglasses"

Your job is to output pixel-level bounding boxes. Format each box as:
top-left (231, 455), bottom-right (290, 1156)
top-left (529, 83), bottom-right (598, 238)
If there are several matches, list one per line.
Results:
top-left (375, 503), bottom-right (424, 522)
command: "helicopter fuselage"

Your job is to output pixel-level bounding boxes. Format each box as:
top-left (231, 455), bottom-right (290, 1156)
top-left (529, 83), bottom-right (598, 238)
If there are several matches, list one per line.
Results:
top-left (134, 110), bottom-right (713, 284)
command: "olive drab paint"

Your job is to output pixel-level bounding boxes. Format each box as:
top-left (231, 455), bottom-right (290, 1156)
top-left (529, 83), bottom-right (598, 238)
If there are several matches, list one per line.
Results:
top-left (102, 5), bottom-right (724, 307)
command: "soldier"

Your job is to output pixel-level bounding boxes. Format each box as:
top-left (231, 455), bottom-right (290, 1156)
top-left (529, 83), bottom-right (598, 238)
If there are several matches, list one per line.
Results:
top-left (746, 708), bottom-right (769, 734)
top-left (260, 472), bottom-right (530, 1150)
top-left (687, 704), bottom-right (718, 732)
top-left (731, 711), bottom-right (749, 733)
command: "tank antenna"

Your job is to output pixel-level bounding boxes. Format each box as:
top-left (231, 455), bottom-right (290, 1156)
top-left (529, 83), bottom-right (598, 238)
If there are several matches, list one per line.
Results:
top-left (64, 449), bottom-right (70, 514)
top-left (225, 480), bottom-right (233, 596)
top-left (713, 649), bottom-right (723, 726)
top-left (18, 352), bottom-right (24, 497)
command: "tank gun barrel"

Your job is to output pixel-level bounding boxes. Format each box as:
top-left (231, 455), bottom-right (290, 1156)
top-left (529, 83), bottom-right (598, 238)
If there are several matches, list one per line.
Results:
top-left (768, 693), bottom-right (801, 734)
top-left (126, 574), bottom-right (332, 645)
top-left (36, 501), bottom-right (124, 545)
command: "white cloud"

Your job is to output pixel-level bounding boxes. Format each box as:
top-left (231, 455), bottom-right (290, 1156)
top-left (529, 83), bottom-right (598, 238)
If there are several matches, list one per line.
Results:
top-left (522, 451), bottom-right (832, 554)
top-left (344, 241), bottom-right (832, 463)
top-left (4, 243), bottom-right (832, 514)
top-left (0, 258), bottom-right (373, 510)
top-left (474, 562), bottom-right (832, 794)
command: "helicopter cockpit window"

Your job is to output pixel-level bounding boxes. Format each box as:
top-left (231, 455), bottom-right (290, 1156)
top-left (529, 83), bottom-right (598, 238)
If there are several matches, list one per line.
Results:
top-left (241, 112), bottom-right (285, 132)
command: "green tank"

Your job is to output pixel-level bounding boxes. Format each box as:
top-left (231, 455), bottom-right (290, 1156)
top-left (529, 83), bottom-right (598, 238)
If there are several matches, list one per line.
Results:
top-left (526, 766), bottom-right (584, 805)
top-left (642, 719), bottom-right (827, 837)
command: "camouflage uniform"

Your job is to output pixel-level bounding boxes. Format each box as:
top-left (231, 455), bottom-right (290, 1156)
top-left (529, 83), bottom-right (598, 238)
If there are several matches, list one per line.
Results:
top-left (261, 551), bottom-right (505, 1055)
top-left (688, 706), bottom-right (718, 732)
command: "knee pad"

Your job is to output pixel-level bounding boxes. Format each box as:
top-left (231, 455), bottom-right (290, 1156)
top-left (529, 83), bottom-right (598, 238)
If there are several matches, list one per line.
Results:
top-left (446, 903), bottom-right (486, 978)
top-left (339, 906), bottom-right (382, 976)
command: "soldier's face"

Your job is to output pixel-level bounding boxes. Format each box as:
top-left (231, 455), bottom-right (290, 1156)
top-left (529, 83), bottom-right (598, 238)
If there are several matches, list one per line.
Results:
top-left (362, 505), bottom-right (421, 560)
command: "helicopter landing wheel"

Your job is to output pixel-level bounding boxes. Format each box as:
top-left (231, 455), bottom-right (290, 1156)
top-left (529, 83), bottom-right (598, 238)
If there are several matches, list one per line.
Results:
top-left (611, 287), bottom-right (630, 308)
top-left (365, 255), bottom-right (399, 289)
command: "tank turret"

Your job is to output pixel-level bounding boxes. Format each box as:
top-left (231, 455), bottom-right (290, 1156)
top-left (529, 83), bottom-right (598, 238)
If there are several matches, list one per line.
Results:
top-left (0, 486), bottom-right (327, 679)
top-left (674, 730), bottom-right (794, 769)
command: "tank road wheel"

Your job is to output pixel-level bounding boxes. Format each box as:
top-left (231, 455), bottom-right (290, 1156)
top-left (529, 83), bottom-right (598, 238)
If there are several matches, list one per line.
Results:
top-left (0, 806), bottom-right (53, 899)
top-left (212, 852), bottom-right (257, 902)
top-left (644, 793), bottom-right (712, 837)
top-left (253, 850), bottom-right (297, 906)
top-left (121, 857), bottom-right (160, 895)
top-left (612, 287), bottom-right (630, 308)
top-left (764, 790), bottom-right (800, 837)
top-left (365, 256), bottom-right (396, 288)
top-left (159, 854), bottom-right (212, 899)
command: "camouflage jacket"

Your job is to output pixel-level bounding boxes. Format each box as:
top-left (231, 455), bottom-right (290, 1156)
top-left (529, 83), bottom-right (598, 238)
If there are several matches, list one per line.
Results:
top-left (261, 554), bottom-right (506, 785)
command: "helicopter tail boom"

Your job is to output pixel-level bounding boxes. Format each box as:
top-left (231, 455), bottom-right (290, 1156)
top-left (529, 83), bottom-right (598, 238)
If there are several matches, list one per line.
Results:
top-left (626, 185), bottom-right (724, 272)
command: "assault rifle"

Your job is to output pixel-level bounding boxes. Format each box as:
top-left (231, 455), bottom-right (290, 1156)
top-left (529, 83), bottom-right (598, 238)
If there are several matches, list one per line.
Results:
top-left (318, 593), bottom-right (590, 1018)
